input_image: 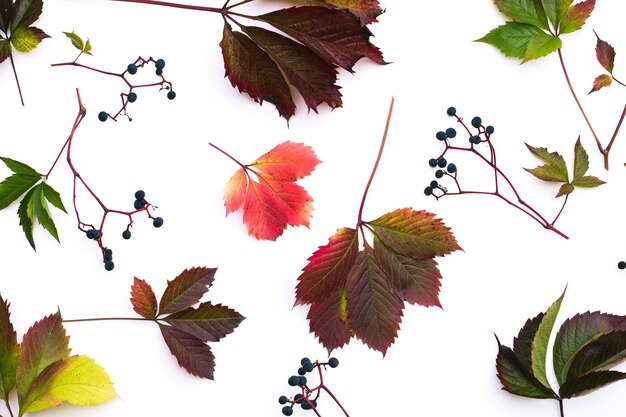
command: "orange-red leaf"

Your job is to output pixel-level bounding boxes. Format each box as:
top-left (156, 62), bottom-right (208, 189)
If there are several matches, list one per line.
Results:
top-left (589, 74), bottom-right (612, 94)
top-left (594, 31), bottom-right (615, 74)
top-left (307, 288), bottom-right (352, 353)
top-left (241, 179), bottom-right (291, 240)
top-left (224, 169), bottom-right (247, 215)
top-left (130, 277), bottom-right (158, 319)
top-left (250, 141), bottom-right (321, 181)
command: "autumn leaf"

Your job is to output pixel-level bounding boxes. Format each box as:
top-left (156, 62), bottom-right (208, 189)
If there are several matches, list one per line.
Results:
top-left (558, 0), bottom-right (595, 34)
top-left (130, 277), bottom-right (158, 319)
top-left (63, 30), bottom-right (92, 56)
top-left (0, 295), bottom-right (18, 401)
top-left (292, 0), bottom-right (383, 24)
top-left (493, 0), bottom-right (549, 29)
top-left (589, 74), bottom-right (612, 94)
top-left (163, 302), bottom-right (244, 342)
top-left (159, 324), bottom-right (215, 380)
top-left (158, 267), bottom-right (216, 315)
top-left (215, 141), bottom-right (321, 241)
top-left (594, 31), bottom-right (615, 73)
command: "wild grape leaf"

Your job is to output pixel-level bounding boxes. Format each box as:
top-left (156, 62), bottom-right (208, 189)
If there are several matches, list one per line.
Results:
top-left (559, 370), bottom-right (626, 398)
top-left (163, 302), bottom-right (244, 342)
top-left (589, 74), bottom-right (612, 94)
top-left (493, 0), bottom-right (550, 29)
top-left (16, 311), bottom-right (70, 405)
top-left (159, 267), bottom-right (216, 316)
top-left (0, 295), bottom-right (18, 400)
top-left (476, 22), bottom-right (549, 60)
top-left (366, 208), bottom-right (461, 260)
top-left (14, 182), bottom-right (65, 250)
top-left (558, 0), bottom-right (595, 34)
top-left (524, 144), bottom-right (569, 182)
top-left (63, 31), bottom-right (92, 55)
top-left (565, 330), bottom-right (626, 380)
top-left (159, 324), bottom-right (215, 380)
top-left (541, 0), bottom-right (573, 29)
top-left (292, 0), bottom-right (383, 24)
top-left (130, 277), bottom-right (158, 319)
top-left (573, 137), bottom-right (589, 180)
top-left (556, 183), bottom-right (575, 197)
top-left (0, 39), bottom-right (10, 63)
top-left (257, 6), bottom-right (385, 72)
top-left (570, 176), bottom-right (604, 188)
top-left (222, 141), bottom-right (320, 240)
top-left (306, 288), bottom-right (352, 352)
top-left (10, 0), bottom-right (43, 30)
top-left (594, 31), bottom-right (615, 73)
top-left (19, 355), bottom-right (116, 414)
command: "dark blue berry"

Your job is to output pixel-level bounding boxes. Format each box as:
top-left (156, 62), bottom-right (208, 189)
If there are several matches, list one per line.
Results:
top-left (424, 186), bottom-right (433, 196)
top-left (445, 128), bottom-right (457, 138)
top-left (135, 190), bottom-right (146, 200)
top-left (288, 376), bottom-right (299, 386)
top-left (134, 199), bottom-right (146, 210)
top-left (447, 163), bottom-right (457, 173)
top-left (156, 68), bottom-right (163, 76)
top-left (282, 406), bottom-right (293, 416)
top-left (86, 229), bottom-right (100, 239)
top-left (471, 116), bottom-right (482, 128)
top-left (303, 361), bottom-right (314, 372)
top-left (328, 357), bottom-right (339, 368)
top-left (298, 376), bottom-right (307, 386)
top-left (127, 63), bottom-right (138, 74)
top-left (153, 217), bottom-right (164, 228)
top-left (98, 111), bottom-right (108, 122)
top-left (155, 58), bottom-right (166, 69)
top-left (447, 106), bottom-right (456, 116)
top-left (122, 229), bottom-right (132, 240)
top-left (300, 357), bottom-right (311, 366)
top-left (301, 401), bottom-right (312, 410)
top-left (430, 180), bottom-right (438, 188)
top-left (435, 169), bottom-right (444, 179)
top-left (486, 125), bottom-right (495, 134)
top-left (127, 92), bottom-right (137, 103)
top-left (436, 131), bottom-right (447, 141)
top-left (167, 91), bottom-right (176, 100)
top-left (618, 261), bottom-right (626, 270)
top-left (470, 136), bottom-right (481, 145)
top-left (428, 158), bottom-right (438, 167)
top-left (104, 248), bottom-right (113, 261)
top-left (297, 367), bottom-right (306, 376)
top-left (278, 396), bottom-right (288, 405)
top-left (104, 260), bottom-right (114, 271)
top-left (310, 400), bottom-right (317, 408)
top-left (294, 394), bottom-right (303, 402)
top-left (437, 158), bottom-right (447, 168)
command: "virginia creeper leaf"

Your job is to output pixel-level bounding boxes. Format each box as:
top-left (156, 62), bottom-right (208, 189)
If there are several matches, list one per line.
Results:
top-left (19, 355), bottom-right (116, 415)
top-left (366, 208), bottom-right (461, 260)
top-left (63, 31), bottom-right (92, 55)
top-left (559, 370), bottom-right (626, 398)
top-left (295, 227), bottom-right (359, 305)
top-left (163, 302), bottom-right (244, 342)
top-left (240, 25), bottom-right (342, 113)
top-left (570, 175), bottom-right (604, 188)
top-left (249, 141), bottom-right (321, 181)
top-left (239, 179), bottom-right (291, 240)
top-left (0, 295), bottom-right (18, 400)
top-left (41, 182), bottom-right (66, 213)
top-left (220, 22), bottom-right (296, 120)
top-left (373, 240), bottom-right (443, 308)
top-left (531, 288), bottom-right (565, 390)
top-left (10, 0), bottom-right (43, 31)
top-left (293, 0), bottom-right (383, 24)
top-left (556, 183), bottom-right (574, 197)
top-left (0, 39), bottom-right (10, 63)
top-left (594, 31), bottom-right (615, 73)
top-left (16, 310), bottom-right (70, 405)
top-left (159, 324), bottom-right (215, 380)
top-left (558, 0), bottom-right (595, 34)
top-left (522, 32), bottom-right (562, 62)
top-left (476, 22), bottom-right (548, 60)
top-left (0, 157), bottom-right (41, 209)
top-left (346, 243), bottom-right (403, 356)
top-left (513, 313), bottom-right (545, 372)
top-left (159, 267), bottom-right (216, 316)
top-left (565, 330), bottom-right (626, 381)
top-left (223, 169), bottom-right (247, 215)
top-left (540, 0), bottom-right (573, 29)
top-left (32, 182), bottom-right (59, 242)
top-left (130, 277), bottom-right (158, 319)
top-left (553, 312), bottom-right (626, 385)
top-left (306, 287), bottom-right (352, 353)
top-left (17, 187), bottom-right (36, 250)
top-left (524, 143), bottom-right (569, 182)
top-left (589, 74), bottom-right (612, 94)
top-left (10, 26), bottom-right (48, 53)
top-left (573, 137), bottom-right (589, 180)
top-left (257, 6), bottom-right (385, 72)
top-left (493, 0), bottom-right (550, 29)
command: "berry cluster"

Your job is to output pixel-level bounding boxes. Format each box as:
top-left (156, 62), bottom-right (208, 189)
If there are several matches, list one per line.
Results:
top-left (278, 357), bottom-right (345, 417)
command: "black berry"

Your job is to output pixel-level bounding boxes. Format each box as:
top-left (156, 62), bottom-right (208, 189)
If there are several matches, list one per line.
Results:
top-left (437, 158), bottom-right (447, 168)
top-left (486, 125), bottom-right (495, 134)
top-left (470, 136), bottom-right (480, 145)
top-left (297, 367), bottom-right (306, 376)
top-left (424, 186), bottom-right (433, 196)
top-left (428, 158), bottom-right (438, 167)
top-left (430, 180), bottom-right (439, 188)
top-left (153, 217), bottom-right (164, 228)
top-left (127, 92), bottom-right (137, 103)
top-left (127, 63), bottom-right (138, 74)
top-left (301, 401), bottom-right (312, 410)
top-left (98, 111), bottom-right (108, 122)
top-left (618, 261), bottom-right (626, 270)
top-left (303, 361), bottom-right (314, 372)
top-left (300, 357), bottom-right (311, 366)
top-left (435, 169), bottom-right (444, 179)
top-left (134, 199), bottom-right (146, 210)
top-left (445, 128), bottom-right (457, 138)
top-left (167, 91), bottom-right (176, 100)
top-left (104, 260), bottom-right (114, 271)
top-left (298, 376), bottom-right (307, 386)
top-left (155, 58), bottom-right (166, 69)
top-left (122, 229), bottom-right (132, 240)
top-left (282, 406), bottom-right (293, 416)
top-left (294, 394), bottom-right (303, 402)
top-left (328, 357), bottom-right (339, 368)
top-left (104, 248), bottom-right (113, 261)
top-left (278, 396), bottom-right (288, 405)
top-left (86, 229), bottom-right (100, 239)
top-left (156, 68), bottom-right (163, 76)
top-left (446, 106), bottom-right (456, 116)
top-left (471, 116), bottom-right (482, 128)
top-left (135, 190), bottom-right (146, 200)
top-left (436, 131), bottom-right (447, 141)
top-left (288, 376), bottom-right (299, 386)
top-left (447, 163), bottom-right (457, 173)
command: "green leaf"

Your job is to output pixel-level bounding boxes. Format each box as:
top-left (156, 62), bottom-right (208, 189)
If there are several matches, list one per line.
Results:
top-left (63, 31), bottom-right (92, 56)
top-left (19, 355), bottom-right (116, 415)
top-left (0, 157), bottom-right (41, 176)
top-left (589, 74), bottom-right (613, 94)
top-left (32, 183), bottom-right (59, 242)
top-left (572, 137), bottom-right (589, 180)
top-left (476, 22), bottom-right (549, 60)
top-left (0, 295), bottom-right (18, 401)
top-left (541, 0), bottom-right (573, 29)
top-left (495, 335), bottom-right (556, 398)
top-left (513, 313), bottom-right (545, 372)
top-left (366, 208), bottom-right (461, 260)
top-left (83, 38), bottom-right (91, 54)
top-left (17, 187), bottom-right (36, 250)
top-left (41, 182), bottom-right (66, 213)
top-left (565, 330), bottom-right (626, 381)
top-left (0, 39), bottom-right (10, 64)
top-left (10, 26), bottom-right (48, 53)
top-left (524, 143), bottom-right (569, 182)
top-left (556, 183), bottom-right (574, 197)
top-left (522, 32), bottom-right (561, 62)
top-left (553, 312), bottom-right (626, 385)
top-left (163, 302), bottom-right (245, 342)
top-left (493, 0), bottom-right (550, 29)
top-left (159, 267), bottom-right (217, 315)
top-left (16, 311), bottom-right (70, 406)
top-left (10, 0), bottom-right (43, 31)
top-left (571, 175), bottom-right (605, 188)
top-left (531, 288), bottom-right (566, 389)
top-left (0, 174), bottom-right (40, 210)
top-left (159, 324), bottom-right (215, 379)
top-left (559, 0), bottom-right (595, 34)
top-left (559, 370), bottom-right (626, 398)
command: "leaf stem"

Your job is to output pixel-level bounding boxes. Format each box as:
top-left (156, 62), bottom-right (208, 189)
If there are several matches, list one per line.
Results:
top-left (63, 317), bottom-right (152, 323)
top-left (604, 104), bottom-right (626, 165)
top-left (551, 194), bottom-right (569, 226)
top-left (357, 97), bottom-right (394, 226)
top-left (209, 142), bottom-right (247, 169)
top-left (558, 398), bottom-right (565, 417)
top-left (4, 399), bottom-right (13, 417)
top-left (112, 0), bottom-right (222, 13)
top-left (8, 54), bottom-right (24, 106)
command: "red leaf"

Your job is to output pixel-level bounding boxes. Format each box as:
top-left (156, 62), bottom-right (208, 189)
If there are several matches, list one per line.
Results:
top-left (559, 0), bottom-right (595, 34)
top-left (307, 289), bottom-right (352, 353)
top-left (0, 295), bottom-right (18, 400)
top-left (296, 227), bottom-right (359, 305)
top-left (346, 244), bottom-right (404, 356)
top-left (220, 22), bottom-right (295, 120)
top-left (250, 141), bottom-right (321, 181)
top-left (594, 31), bottom-right (615, 73)
top-left (240, 179), bottom-right (291, 240)
top-left (224, 169), bottom-right (247, 215)
top-left (159, 324), bottom-right (215, 380)
top-left (159, 267), bottom-right (217, 315)
top-left (163, 302), bottom-right (245, 342)
top-left (130, 277), bottom-right (158, 319)
top-left (258, 6), bottom-right (385, 72)
top-left (588, 74), bottom-right (612, 94)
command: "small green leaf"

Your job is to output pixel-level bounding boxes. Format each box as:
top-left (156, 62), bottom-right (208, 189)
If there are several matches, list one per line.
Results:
top-left (83, 38), bottom-right (92, 54)
top-left (493, 0), bottom-right (550, 29)
top-left (524, 143), bottom-right (569, 183)
top-left (522, 32), bottom-right (561, 62)
top-left (556, 183), bottom-right (574, 197)
top-left (17, 187), bottom-right (36, 250)
top-left (63, 31), bottom-right (84, 51)
top-left (41, 182), bottom-right (66, 213)
top-left (531, 287), bottom-right (566, 390)
top-left (32, 183), bottom-right (59, 242)
top-left (559, 370), bottom-right (626, 398)
top-left (571, 176), bottom-right (605, 188)
top-left (476, 22), bottom-right (547, 60)
top-left (573, 137), bottom-right (589, 180)
top-left (559, 0), bottom-right (595, 34)
top-left (10, 26), bottom-right (48, 53)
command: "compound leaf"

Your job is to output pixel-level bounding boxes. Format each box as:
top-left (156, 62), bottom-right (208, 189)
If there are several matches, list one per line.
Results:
top-left (10, 0), bottom-right (43, 31)
top-left (159, 324), bottom-right (215, 380)
top-left (63, 31), bottom-right (92, 55)
top-left (163, 302), bottom-right (245, 343)
top-left (493, 0), bottom-right (550, 29)
top-left (559, 370), bottom-right (626, 398)
top-left (0, 295), bottom-right (18, 400)
top-left (559, 0), bottom-right (595, 34)
top-left (130, 277), bottom-right (158, 319)
top-left (159, 267), bottom-right (217, 315)
top-left (524, 143), bottom-right (569, 183)
top-left (589, 74), bottom-right (612, 94)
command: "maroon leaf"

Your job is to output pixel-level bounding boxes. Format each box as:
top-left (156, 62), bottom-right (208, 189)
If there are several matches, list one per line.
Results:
top-left (307, 288), bottom-right (352, 353)
top-left (220, 21), bottom-right (295, 120)
top-left (513, 313), bottom-right (545, 372)
top-left (159, 324), bottom-right (215, 380)
top-left (0, 39), bottom-right (10, 64)
top-left (258, 6), bottom-right (385, 72)
top-left (130, 277), bottom-right (158, 319)
top-left (163, 302), bottom-right (244, 342)
top-left (565, 330), bottom-right (626, 381)
top-left (297, 0), bottom-right (383, 24)
top-left (159, 267), bottom-right (217, 315)
top-left (559, 370), bottom-right (626, 398)
top-left (0, 295), bottom-right (18, 400)
top-left (594, 31), bottom-right (615, 74)
top-left (11, 0), bottom-right (43, 29)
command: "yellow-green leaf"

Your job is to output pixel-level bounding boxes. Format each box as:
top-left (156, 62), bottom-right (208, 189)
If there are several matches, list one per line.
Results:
top-left (10, 26), bottom-right (48, 53)
top-left (523, 32), bottom-right (562, 62)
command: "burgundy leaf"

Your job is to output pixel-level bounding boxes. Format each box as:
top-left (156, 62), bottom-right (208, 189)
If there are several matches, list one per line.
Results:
top-left (307, 288), bottom-right (352, 353)
top-left (163, 302), bottom-right (244, 342)
top-left (159, 324), bottom-right (215, 380)
top-left (594, 31), bottom-right (615, 73)
top-left (159, 267), bottom-right (217, 315)
top-left (130, 277), bottom-right (158, 319)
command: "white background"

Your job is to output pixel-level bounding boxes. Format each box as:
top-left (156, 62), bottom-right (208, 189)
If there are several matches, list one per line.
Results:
top-left (1, 1), bottom-right (626, 416)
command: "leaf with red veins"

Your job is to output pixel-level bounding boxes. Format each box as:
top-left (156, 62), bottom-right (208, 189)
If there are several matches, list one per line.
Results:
top-left (558, 0), bottom-right (595, 34)
top-left (258, 6), bottom-right (385, 72)
top-left (588, 74), bottom-right (612, 94)
top-left (594, 32), bottom-right (615, 74)
top-left (159, 267), bottom-right (217, 316)
top-left (220, 22), bottom-right (295, 120)
top-left (307, 287), bottom-right (352, 353)
top-left (224, 169), bottom-right (248, 215)
top-left (346, 243), bottom-right (404, 356)
top-left (159, 324), bottom-right (215, 380)
top-left (293, 0), bottom-right (383, 25)
top-left (130, 277), bottom-right (158, 319)
top-left (240, 25), bottom-right (342, 113)
top-left (296, 227), bottom-right (359, 305)
top-left (250, 141), bottom-right (321, 181)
